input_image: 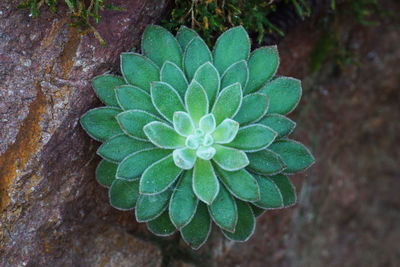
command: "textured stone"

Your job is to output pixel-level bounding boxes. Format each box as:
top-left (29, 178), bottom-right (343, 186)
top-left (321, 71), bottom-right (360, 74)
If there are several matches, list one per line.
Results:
top-left (0, 0), bottom-right (169, 266)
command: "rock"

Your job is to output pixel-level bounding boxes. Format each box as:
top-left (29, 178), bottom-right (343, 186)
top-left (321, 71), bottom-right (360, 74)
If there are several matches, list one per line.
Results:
top-left (0, 0), bottom-right (169, 265)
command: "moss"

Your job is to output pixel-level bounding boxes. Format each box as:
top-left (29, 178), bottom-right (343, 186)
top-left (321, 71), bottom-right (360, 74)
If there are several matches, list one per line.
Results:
top-left (309, 0), bottom-right (384, 73)
top-left (17, 0), bottom-right (124, 46)
top-left (162, 0), bottom-right (311, 46)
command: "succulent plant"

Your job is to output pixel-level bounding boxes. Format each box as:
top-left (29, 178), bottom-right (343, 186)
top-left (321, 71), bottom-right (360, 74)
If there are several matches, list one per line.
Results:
top-left (80, 25), bottom-right (314, 249)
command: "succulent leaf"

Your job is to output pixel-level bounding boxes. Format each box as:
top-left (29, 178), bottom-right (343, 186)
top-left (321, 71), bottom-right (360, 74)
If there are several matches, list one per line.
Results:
top-left (259, 77), bottom-right (302, 115)
top-left (140, 154), bottom-right (182, 194)
top-left (116, 148), bottom-right (171, 180)
top-left (213, 26), bottom-right (250, 74)
top-left (92, 75), bottom-right (125, 107)
top-left (169, 170), bottom-right (198, 228)
top-left (258, 114), bottom-right (296, 139)
top-left (193, 62), bottom-right (220, 105)
top-left (181, 202), bottom-right (211, 250)
top-left (147, 210), bottom-right (176, 236)
top-left (142, 25), bottom-right (182, 68)
top-left (213, 145), bottom-right (249, 171)
top-left (227, 124), bottom-right (277, 152)
top-left (212, 83), bottom-right (242, 125)
top-left (269, 139), bottom-right (315, 173)
top-left (176, 25), bottom-right (199, 52)
top-left (184, 37), bottom-right (212, 80)
top-left (221, 60), bottom-right (249, 89)
top-left (173, 111), bottom-right (195, 136)
top-left (80, 107), bottom-right (123, 142)
top-left (222, 200), bottom-right (255, 242)
top-left (136, 187), bottom-right (173, 222)
top-left (193, 159), bottom-right (219, 205)
top-left (199, 113), bottom-right (216, 134)
top-left (81, 25), bottom-right (314, 250)
top-left (160, 61), bottom-right (188, 98)
top-left (246, 149), bottom-right (286, 175)
top-left (214, 166), bottom-right (260, 202)
top-left (184, 80), bottom-right (209, 125)
top-left (144, 121), bottom-right (186, 149)
top-left (97, 134), bottom-right (154, 163)
top-left (269, 174), bottom-right (296, 207)
top-left (109, 179), bottom-right (140, 210)
top-left (120, 53), bottom-right (159, 91)
top-left (116, 110), bottom-right (160, 141)
top-left (245, 46), bottom-right (279, 94)
top-left (151, 81), bottom-right (185, 122)
top-left (209, 185), bottom-right (238, 232)
top-left (173, 148), bottom-right (196, 170)
top-left (233, 93), bottom-right (269, 125)
top-left (115, 85), bottom-right (158, 114)
top-left (250, 204), bottom-right (266, 217)
top-left (253, 174), bottom-right (284, 209)
top-left (96, 160), bottom-right (117, 187)
top-left (212, 119), bottom-right (239, 144)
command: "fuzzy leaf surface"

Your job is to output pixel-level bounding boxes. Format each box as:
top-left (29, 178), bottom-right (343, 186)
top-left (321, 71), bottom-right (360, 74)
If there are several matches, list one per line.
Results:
top-left (199, 113), bottom-right (216, 134)
top-left (116, 110), bottom-right (159, 140)
top-left (193, 62), bottom-right (220, 105)
top-left (160, 61), bottom-right (188, 98)
top-left (213, 26), bottom-right (250, 74)
top-left (185, 81), bottom-right (209, 124)
top-left (80, 107), bottom-right (122, 142)
top-left (245, 46), bottom-right (279, 94)
top-left (221, 60), bottom-right (248, 89)
top-left (169, 170), bottom-right (198, 228)
top-left (233, 93), bottom-right (269, 125)
top-left (247, 149), bottom-right (286, 175)
top-left (250, 204), bottom-right (266, 217)
top-left (151, 82), bottom-right (185, 122)
top-left (96, 160), bottom-right (117, 187)
top-left (227, 125), bottom-right (277, 152)
top-left (212, 83), bottom-right (242, 125)
top-left (209, 185), bottom-right (237, 232)
top-left (215, 166), bottom-right (259, 202)
top-left (117, 148), bottom-right (171, 180)
top-left (212, 119), bottom-right (239, 144)
top-left (147, 210), bottom-right (176, 236)
top-left (109, 179), bottom-right (140, 210)
top-left (223, 200), bottom-right (255, 241)
top-left (269, 174), bottom-right (296, 207)
top-left (120, 53), bottom-right (159, 92)
top-left (181, 202), bottom-right (211, 250)
top-left (144, 122), bottom-right (186, 149)
top-left (92, 75), bottom-right (125, 107)
top-left (176, 26), bottom-right (198, 51)
top-left (193, 159), bottom-right (219, 205)
top-left (269, 139), bottom-right (315, 173)
top-left (259, 77), bottom-right (301, 115)
top-left (258, 114), bottom-right (296, 139)
top-left (142, 25), bottom-right (182, 68)
top-left (97, 134), bottom-right (153, 162)
top-left (173, 148), bottom-right (196, 170)
top-left (173, 111), bottom-right (194, 136)
top-left (184, 37), bottom-right (212, 80)
top-left (140, 154), bottom-right (182, 194)
top-left (213, 145), bottom-right (249, 171)
top-left (253, 174), bottom-right (284, 209)
top-left (115, 85), bottom-right (157, 114)
top-left (136, 187), bottom-right (173, 222)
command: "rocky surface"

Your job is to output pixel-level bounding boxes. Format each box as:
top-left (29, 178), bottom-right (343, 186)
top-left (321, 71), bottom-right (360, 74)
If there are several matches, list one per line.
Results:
top-left (0, 0), bottom-right (169, 265)
top-left (1, 0), bottom-right (399, 266)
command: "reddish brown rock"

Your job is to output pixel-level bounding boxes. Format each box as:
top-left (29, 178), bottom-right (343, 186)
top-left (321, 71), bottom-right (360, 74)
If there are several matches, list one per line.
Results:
top-left (0, 0), bottom-right (169, 266)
